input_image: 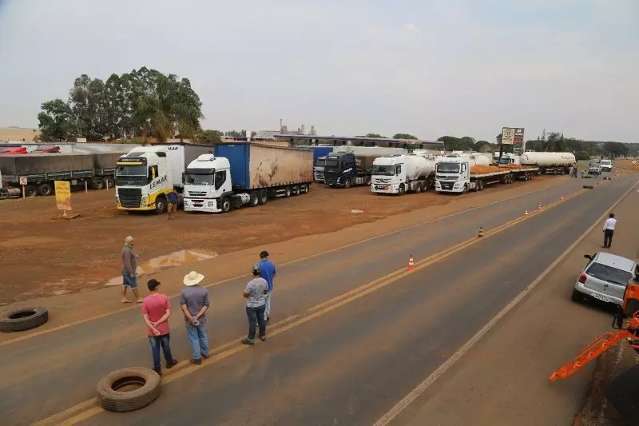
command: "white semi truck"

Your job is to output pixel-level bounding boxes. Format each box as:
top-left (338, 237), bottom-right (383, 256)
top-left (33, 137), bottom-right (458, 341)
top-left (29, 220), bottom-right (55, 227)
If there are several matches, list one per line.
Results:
top-left (520, 152), bottom-right (576, 174)
top-left (183, 143), bottom-right (313, 213)
top-left (115, 143), bottom-right (214, 213)
top-left (370, 154), bottom-right (435, 195)
top-left (435, 154), bottom-right (538, 193)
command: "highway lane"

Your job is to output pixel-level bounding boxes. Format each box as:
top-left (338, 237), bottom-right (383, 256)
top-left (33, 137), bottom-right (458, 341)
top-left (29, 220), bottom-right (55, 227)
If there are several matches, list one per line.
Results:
top-left (76, 175), bottom-right (637, 425)
top-left (0, 177), bottom-right (592, 425)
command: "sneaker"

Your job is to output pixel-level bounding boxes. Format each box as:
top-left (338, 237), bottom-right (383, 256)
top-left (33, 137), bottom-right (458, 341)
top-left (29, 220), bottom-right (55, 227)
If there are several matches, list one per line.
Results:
top-left (201, 353), bottom-right (210, 360)
top-left (166, 359), bottom-right (178, 369)
top-left (241, 338), bottom-right (255, 345)
top-left (190, 358), bottom-right (202, 365)
top-left (259, 336), bottom-right (266, 342)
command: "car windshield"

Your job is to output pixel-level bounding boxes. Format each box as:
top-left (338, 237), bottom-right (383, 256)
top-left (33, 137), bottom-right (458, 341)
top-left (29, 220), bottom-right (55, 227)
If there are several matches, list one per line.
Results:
top-left (372, 165), bottom-right (395, 176)
top-left (587, 262), bottom-right (632, 285)
top-left (437, 162), bottom-right (460, 173)
top-left (185, 173), bottom-right (214, 185)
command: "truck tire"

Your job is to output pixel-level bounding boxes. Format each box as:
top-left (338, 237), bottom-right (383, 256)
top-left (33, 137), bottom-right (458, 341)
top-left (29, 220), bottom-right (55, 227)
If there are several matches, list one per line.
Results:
top-left (285, 186), bottom-right (292, 197)
top-left (104, 176), bottom-right (115, 189)
top-left (154, 196), bottom-right (167, 214)
top-left (37, 182), bottom-right (53, 196)
top-left (415, 182), bottom-right (422, 193)
top-left (258, 190), bottom-right (268, 205)
top-left (97, 367), bottom-right (161, 412)
top-left (0, 307), bottom-right (48, 332)
top-left (91, 178), bottom-right (105, 190)
top-left (291, 185), bottom-right (300, 195)
top-left (25, 185), bottom-right (37, 197)
top-left (299, 184), bottom-right (309, 194)
top-left (398, 184), bottom-right (405, 195)
top-left (249, 192), bottom-right (259, 207)
top-left (344, 178), bottom-right (352, 189)
top-left (220, 197), bottom-right (231, 212)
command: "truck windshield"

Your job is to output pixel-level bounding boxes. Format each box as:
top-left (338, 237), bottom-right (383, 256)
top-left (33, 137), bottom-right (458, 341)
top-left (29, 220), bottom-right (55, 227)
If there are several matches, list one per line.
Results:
top-left (116, 165), bottom-right (147, 186)
top-left (314, 158), bottom-right (326, 167)
top-left (371, 165), bottom-right (395, 176)
top-left (325, 159), bottom-right (338, 167)
top-left (587, 263), bottom-right (632, 286)
top-left (437, 163), bottom-right (460, 173)
top-left (184, 173), bottom-right (214, 185)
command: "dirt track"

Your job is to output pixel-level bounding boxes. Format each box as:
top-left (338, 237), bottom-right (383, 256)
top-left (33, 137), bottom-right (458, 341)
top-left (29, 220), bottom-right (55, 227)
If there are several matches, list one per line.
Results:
top-left (0, 170), bottom-right (622, 304)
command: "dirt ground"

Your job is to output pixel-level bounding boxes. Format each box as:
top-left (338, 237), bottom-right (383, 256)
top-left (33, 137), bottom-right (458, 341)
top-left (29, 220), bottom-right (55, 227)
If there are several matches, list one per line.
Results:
top-left (0, 163), bottom-right (633, 304)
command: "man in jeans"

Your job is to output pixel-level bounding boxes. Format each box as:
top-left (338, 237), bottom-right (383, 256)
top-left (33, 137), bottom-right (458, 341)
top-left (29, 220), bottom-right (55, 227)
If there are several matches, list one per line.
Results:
top-left (121, 235), bottom-right (142, 303)
top-left (258, 250), bottom-right (276, 322)
top-left (180, 271), bottom-right (210, 365)
top-left (242, 265), bottom-right (268, 345)
top-left (603, 213), bottom-right (617, 248)
top-left (142, 279), bottom-right (177, 375)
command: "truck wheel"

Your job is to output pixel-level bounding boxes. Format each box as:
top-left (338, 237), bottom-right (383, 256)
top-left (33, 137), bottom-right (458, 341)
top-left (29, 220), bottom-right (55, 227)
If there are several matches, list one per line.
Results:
top-left (91, 179), bottom-right (105, 190)
top-left (104, 177), bottom-right (115, 189)
top-left (221, 197), bottom-right (231, 213)
top-left (249, 192), bottom-right (259, 207)
top-left (155, 196), bottom-right (167, 214)
top-left (291, 185), bottom-right (300, 195)
top-left (258, 190), bottom-right (268, 205)
top-left (398, 184), bottom-right (405, 195)
top-left (37, 182), bottom-right (53, 196)
top-left (25, 185), bottom-right (37, 197)
top-left (299, 184), bottom-right (308, 194)
top-left (415, 183), bottom-right (422, 193)
top-left (285, 186), bottom-right (292, 197)
top-left (344, 178), bottom-right (352, 189)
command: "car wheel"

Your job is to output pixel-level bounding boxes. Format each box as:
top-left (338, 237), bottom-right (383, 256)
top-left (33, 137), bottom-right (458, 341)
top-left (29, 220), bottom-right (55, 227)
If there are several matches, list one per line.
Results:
top-left (571, 289), bottom-right (584, 303)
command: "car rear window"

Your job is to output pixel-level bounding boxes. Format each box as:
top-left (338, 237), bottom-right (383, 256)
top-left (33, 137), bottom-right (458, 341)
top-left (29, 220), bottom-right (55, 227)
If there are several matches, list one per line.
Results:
top-left (587, 262), bottom-right (632, 285)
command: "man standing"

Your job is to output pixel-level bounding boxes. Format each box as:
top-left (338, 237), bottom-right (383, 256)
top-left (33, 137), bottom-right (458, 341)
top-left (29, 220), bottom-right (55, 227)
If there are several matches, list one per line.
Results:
top-left (258, 250), bottom-right (276, 322)
top-left (121, 235), bottom-right (142, 303)
top-left (180, 271), bottom-right (209, 365)
top-left (142, 279), bottom-right (178, 375)
top-left (242, 265), bottom-right (268, 345)
top-left (167, 189), bottom-right (178, 220)
top-left (603, 213), bottom-right (617, 248)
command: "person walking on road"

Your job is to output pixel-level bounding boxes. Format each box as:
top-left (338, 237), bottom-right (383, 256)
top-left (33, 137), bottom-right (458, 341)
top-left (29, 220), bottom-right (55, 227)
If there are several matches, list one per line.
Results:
top-left (242, 265), bottom-right (268, 345)
top-left (121, 235), bottom-right (142, 303)
top-left (258, 250), bottom-right (276, 322)
top-left (167, 189), bottom-right (178, 220)
top-left (180, 271), bottom-right (210, 365)
top-left (603, 213), bottom-right (617, 248)
top-left (142, 279), bottom-right (178, 375)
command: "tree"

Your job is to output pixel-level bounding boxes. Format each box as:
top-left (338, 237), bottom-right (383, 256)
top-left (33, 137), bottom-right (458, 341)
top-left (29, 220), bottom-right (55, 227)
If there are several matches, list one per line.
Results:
top-left (474, 140), bottom-right (494, 153)
top-left (37, 99), bottom-right (77, 141)
top-left (393, 133), bottom-right (417, 140)
top-left (364, 133), bottom-right (385, 138)
top-left (437, 136), bottom-right (475, 151)
top-left (196, 129), bottom-right (223, 144)
top-left (603, 142), bottom-right (629, 158)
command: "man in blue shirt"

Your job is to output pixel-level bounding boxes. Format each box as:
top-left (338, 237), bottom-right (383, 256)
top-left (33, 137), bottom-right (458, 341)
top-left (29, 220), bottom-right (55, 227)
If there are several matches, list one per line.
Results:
top-left (258, 250), bottom-right (276, 322)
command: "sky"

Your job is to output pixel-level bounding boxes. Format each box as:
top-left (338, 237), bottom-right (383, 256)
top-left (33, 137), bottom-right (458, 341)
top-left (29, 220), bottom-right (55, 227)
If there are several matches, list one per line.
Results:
top-left (0, 0), bottom-right (637, 142)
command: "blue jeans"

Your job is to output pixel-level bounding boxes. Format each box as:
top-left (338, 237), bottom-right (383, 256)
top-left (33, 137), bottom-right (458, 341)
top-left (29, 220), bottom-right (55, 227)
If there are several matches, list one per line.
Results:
top-left (148, 334), bottom-right (175, 372)
top-left (185, 321), bottom-right (209, 360)
top-left (246, 305), bottom-right (266, 340)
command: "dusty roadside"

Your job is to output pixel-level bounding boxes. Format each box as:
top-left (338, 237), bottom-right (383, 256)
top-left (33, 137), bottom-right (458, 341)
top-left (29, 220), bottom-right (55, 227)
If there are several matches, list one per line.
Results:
top-left (1, 175), bottom-right (564, 303)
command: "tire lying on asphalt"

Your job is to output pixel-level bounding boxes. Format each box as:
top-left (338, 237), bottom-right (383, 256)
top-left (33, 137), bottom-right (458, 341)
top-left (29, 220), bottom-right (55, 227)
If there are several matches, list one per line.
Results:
top-left (97, 367), bottom-right (161, 412)
top-left (0, 307), bottom-right (48, 332)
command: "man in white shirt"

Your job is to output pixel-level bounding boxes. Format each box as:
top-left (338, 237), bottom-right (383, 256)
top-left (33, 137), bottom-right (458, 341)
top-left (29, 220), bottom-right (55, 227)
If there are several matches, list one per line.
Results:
top-left (603, 213), bottom-right (617, 248)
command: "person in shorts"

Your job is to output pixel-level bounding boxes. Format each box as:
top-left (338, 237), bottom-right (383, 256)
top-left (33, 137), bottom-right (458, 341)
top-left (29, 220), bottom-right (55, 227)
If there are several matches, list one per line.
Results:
top-left (167, 190), bottom-right (178, 219)
top-left (121, 235), bottom-right (142, 303)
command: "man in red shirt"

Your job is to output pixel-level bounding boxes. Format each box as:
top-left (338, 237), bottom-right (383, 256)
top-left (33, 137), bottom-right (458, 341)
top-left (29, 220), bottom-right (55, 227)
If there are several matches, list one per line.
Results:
top-left (142, 279), bottom-right (178, 375)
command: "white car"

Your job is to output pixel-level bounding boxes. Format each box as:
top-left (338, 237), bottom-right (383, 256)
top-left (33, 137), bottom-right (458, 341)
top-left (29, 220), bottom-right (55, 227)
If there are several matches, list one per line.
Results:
top-left (600, 159), bottom-right (613, 173)
top-left (573, 252), bottom-right (637, 305)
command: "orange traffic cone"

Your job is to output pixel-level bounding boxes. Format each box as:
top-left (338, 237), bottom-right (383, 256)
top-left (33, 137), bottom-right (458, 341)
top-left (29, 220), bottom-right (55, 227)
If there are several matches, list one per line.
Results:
top-left (407, 255), bottom-right (415, 271)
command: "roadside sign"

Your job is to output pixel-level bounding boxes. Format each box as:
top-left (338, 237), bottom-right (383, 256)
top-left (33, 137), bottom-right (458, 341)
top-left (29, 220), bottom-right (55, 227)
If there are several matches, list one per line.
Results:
top-left (54, 181), bottom-right (72, 211)
top-left (501, 127), bottom-right (525, 145)
top-left (19, 176), bottom-right (27, 186)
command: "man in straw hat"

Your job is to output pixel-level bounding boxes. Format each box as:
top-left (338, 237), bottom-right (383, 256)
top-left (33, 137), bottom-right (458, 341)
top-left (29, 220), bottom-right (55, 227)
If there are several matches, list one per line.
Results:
top-left (180, 271), bottom-right (210, 365)
top-left (121, 235), bottom-right (142, 303)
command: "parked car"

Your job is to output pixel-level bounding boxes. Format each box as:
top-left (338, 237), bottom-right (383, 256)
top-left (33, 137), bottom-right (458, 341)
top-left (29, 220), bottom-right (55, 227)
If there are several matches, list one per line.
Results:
top-left (572, 252), bottom-right (638, 306)
top-left (588, 161), bottom-right (602, 176)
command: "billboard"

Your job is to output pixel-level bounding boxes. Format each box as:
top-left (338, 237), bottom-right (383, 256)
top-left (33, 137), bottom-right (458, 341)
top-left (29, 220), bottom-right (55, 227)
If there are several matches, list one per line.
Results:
top-left (501, 127), bottom-right (525, 145)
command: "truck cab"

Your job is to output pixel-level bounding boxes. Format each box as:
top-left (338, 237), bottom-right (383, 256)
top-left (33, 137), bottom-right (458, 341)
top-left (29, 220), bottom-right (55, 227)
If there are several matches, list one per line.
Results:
top-left (183, 154), bottom-right (236, 213)
top-left (435, 157), bottom-right (469, 193)
top-left (323, 152), bottom-right (370, 188)
top-left (116, 148), bottom-right (170, 213)
top-left (600, 159), bottom-right (613, 173)
top-left (371, 157), bottom-right (406, 194)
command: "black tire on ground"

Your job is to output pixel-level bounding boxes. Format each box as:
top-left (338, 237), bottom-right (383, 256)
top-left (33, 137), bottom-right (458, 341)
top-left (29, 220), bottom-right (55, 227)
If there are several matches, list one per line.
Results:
top-left (97, 367), bottom-right (161, 412)
top-left (154, 196), bottom-right (167, 214)
top-left (221, 197), bottom-right (231, 212)
top-left (37, 182), bottom-right (53, 196)
top-left (571, 289), bottom-right (584, 303)
top-left (0, 307), bottom-right (48, 332)
top-left (25, 185), bottom-right (37, 197)
top-left (249, 192), bottom-right (259, 207)
top-left (258, 190), bottom-right (268, 205)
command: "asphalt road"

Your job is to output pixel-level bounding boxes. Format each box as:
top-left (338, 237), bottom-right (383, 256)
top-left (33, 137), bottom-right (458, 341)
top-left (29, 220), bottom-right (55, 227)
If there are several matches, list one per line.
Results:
top-left (2, 175), bottom-right (633, 425)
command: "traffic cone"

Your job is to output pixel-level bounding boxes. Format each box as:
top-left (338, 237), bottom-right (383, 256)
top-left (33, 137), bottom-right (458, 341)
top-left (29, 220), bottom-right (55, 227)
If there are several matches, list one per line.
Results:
top-left (478, 227), bottom-right (484, 238)
top-left (407, 255), bottom-right (415, 271)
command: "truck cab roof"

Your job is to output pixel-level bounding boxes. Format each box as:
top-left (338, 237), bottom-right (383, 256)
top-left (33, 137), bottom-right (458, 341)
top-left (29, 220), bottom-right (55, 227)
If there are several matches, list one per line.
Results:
top-left (187, 154), bottom-right (230, 170)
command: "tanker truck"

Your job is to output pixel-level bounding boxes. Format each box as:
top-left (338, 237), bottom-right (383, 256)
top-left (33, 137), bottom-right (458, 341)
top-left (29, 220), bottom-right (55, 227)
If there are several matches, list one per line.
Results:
top-left (324, 146), bottom-right (407, 188)
top-left (520, 152), bottom-right (576, 175)
top-left (371, 154), bottom-right (435, 195)
top-left (183, 143), bottom-right (313, 213)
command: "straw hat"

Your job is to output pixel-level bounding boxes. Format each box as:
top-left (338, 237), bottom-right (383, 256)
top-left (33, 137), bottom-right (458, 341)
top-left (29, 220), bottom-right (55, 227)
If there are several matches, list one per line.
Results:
top-left (183, 271), bottom-right (205, 287)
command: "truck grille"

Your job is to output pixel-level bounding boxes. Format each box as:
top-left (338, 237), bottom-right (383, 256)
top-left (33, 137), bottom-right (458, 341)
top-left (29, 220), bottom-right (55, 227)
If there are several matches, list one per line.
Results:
top-left (440, 182), bottom-right (454, 190)
top-left (188, 191), bottom-right (207, 197)
top-left (118, 188), bottom-right (142, 208)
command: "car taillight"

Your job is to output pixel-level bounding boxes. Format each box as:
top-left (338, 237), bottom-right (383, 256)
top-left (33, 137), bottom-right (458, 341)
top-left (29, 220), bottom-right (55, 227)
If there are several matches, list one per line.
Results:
top-left (578, 273), bottom-right (587, 284)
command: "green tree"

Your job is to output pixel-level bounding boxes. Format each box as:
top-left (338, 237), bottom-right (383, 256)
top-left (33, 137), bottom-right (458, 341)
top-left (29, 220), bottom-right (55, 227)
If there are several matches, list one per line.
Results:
top-left (196, 129), bottom-right (223, 144)
top-left (437, 136), bottom-right (475, 151)
top-left (364, 133), bottom-right (385, 138)
top-left (603, 142), bottom-right (629, 158)
top-left (37, 99), bottom-right (77, 141)
top-left (393, 133), bottom-right (417, 140)
top-left (474, 140), bottom-right (494, 153)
